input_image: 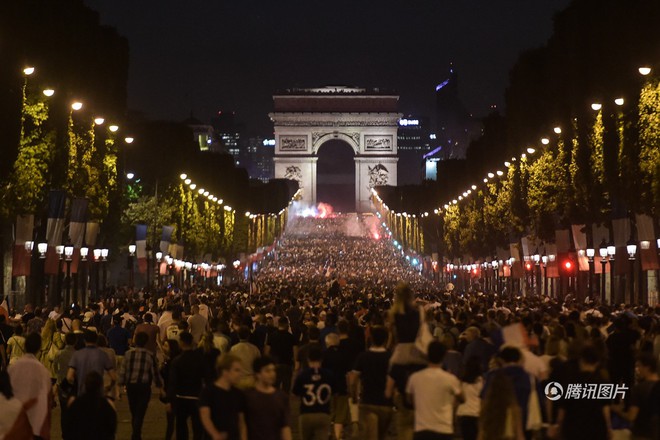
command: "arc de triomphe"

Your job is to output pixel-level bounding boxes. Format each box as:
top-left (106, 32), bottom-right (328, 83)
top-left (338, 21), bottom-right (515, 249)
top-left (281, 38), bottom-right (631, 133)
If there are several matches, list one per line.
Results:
top-left (270, 86), bottom-right (400, 212)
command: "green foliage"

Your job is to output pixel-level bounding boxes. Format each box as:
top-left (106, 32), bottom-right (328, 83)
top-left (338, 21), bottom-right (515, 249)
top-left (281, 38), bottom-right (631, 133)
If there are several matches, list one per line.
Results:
top-left (3, 86), bottom-right (54, 216)
top-left (122, 195), bottom-right (177, 246)
top-left (638, 80), bottom-right (660, 215)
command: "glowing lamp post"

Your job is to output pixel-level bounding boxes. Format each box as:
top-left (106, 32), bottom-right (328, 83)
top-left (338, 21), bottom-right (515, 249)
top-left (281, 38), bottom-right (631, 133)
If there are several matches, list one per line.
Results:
top-left (626, 239), bottom-right (637, 303)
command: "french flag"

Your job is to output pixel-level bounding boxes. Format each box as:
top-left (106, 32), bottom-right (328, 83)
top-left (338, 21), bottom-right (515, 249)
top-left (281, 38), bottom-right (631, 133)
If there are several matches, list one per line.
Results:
top-left (160, 225), bottom-right (174, 254)
top-left (45, 190), bottom-right (67, 275)
top-left (11, 214), bottom-right (34, 276)
top-left (68, 198), bottom-right (88, 273)
top-left (136, 224), bottom-right (148, 273)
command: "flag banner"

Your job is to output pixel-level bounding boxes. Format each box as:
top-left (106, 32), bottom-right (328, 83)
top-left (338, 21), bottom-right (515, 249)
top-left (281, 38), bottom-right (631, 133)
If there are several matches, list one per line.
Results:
top-left (12, 215), bottom-right (34, 276)
top-left (70, 250), bottom-right (82, 274)
top-left (46, 190), bottom-right (66, 245)
top-left (85, 222), bottom-right (100, 246)
top-left (521, 237), bottom-right (530, 257)
top-left (68, 198), bottom-right (88, 248)
top-left (635, 214), bottom-right (655, 241)
top-left (545, 244), bottom-right (559, 278)
top-left (159, 261), bottom-right (168, 275)
top-left (44, 246), bottom-right (59, 275)
top-left (45, 190), bottom-right (67, 274)
top-left (612, 218), bottom-right (631, 247)
top-left (639, 247), bottom-right (659, 271)
top-left (592, 224), bottom-right (609, 248)
top-left (555, 230), bottom-right (570, 253)
top-left (160, 225), bottom-right (174, 254)
top-left (136, 224), bottom-right (148, 274)
top-left (0, 297), bottom-right (9, 319)
top-left (509, 243), bottom-right (521, 261)
top-left (491, 323), bottom-right (530, 349)
top-left (571, 225), bottom-right (589, 271)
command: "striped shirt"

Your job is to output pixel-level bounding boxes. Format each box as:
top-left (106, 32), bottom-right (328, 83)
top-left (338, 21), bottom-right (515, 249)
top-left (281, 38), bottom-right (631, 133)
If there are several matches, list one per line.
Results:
top-left (119, 347), bottom-right (163, 388)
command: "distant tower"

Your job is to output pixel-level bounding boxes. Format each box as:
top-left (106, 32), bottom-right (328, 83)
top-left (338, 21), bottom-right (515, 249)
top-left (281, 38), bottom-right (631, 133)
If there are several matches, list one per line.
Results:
top-left (435, 65), bottom-right (475, 159)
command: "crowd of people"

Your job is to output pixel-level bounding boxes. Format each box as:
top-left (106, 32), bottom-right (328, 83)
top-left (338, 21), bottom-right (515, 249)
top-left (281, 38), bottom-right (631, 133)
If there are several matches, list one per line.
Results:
top-left (0, 214), bottom-right (658, 440)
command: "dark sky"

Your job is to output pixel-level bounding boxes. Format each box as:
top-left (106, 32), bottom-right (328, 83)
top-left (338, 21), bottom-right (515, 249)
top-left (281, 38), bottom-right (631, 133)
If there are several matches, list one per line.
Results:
top-left (84, 0), bottom-right (570, 135)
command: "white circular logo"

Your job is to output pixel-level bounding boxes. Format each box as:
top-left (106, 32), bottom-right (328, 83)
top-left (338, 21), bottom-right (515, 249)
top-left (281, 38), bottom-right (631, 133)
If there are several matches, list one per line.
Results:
top-left (544, 382), bottom-right (564, 401)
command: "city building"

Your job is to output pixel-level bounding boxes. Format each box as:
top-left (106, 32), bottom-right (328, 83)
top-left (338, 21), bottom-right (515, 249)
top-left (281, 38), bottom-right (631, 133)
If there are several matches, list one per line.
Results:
top-left (396, 115), bottom-right (432, 185)
top-left (435, 66), bottom-right (481, 159)
top-left (183, 115), bottom-right (216, 152)
top-left (211, 111), bottom-right (243, 162)
top-left (243, 136), bottom-right (275, 182)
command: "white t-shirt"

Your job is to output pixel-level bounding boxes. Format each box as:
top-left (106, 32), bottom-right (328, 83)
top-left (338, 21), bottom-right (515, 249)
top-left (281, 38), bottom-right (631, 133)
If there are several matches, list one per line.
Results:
top-left (406, 367), bottom-right (461, 434)
top-left (456, 377), bottom-right (483, 417)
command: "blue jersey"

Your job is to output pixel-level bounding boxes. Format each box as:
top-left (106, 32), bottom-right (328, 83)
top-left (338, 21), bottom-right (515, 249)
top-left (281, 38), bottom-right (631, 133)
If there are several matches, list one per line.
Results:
top-left (292, 367), bottom-right (334, 414)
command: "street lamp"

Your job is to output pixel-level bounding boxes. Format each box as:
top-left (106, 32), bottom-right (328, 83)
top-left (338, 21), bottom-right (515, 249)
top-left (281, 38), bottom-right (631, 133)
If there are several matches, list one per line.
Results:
top-left (586, 247), bottom-right (595, 299)
top-left (607, 243), bottom-right (616, 302)
top-left (71, 102), bottom-right (83, 111)
top-left (598, 240), bottom-right (608, 303)
top-left (23, 67), bottom-right (35, 75)
top-left (591, 103), bottom-right (602, 111)
top-left (109, 125), bottom-right (119, 132)
top-left (79, 247), bottom-right (89, 306)
top-left (533, 252), bottom-right (541, 296)
top-left (638, 67), bottom-right (652, 76)
top-left (128, 244), bottom-right (136, 288)
top-left (100, 248), bottom-right (109, 291)
top-left (64, 245), bottom-right (74, 306)
top-left (614, 98), bottom-right (625, 106)
top-left (94, 117), bottom-right (105, 125)
top-left (541, 255), bottom-right (549, 296)
top-left (37, 242), bottom-right (47, 259)
top-left (43, 89), bottom-right (55, 97)
top-left (156, 252), bottom-right (163, 287)
top-left (626, 239), bottom-right (637, 303)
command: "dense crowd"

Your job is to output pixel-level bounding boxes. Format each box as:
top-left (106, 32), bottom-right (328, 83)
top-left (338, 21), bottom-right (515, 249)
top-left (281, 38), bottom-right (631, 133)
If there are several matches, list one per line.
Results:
top-left (0, 215), bottom-right (658, 440)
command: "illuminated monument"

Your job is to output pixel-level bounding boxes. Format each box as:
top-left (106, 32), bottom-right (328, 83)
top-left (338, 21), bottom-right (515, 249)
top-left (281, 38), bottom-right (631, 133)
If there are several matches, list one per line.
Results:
top-left (270, 86), bottom-right (400, 212)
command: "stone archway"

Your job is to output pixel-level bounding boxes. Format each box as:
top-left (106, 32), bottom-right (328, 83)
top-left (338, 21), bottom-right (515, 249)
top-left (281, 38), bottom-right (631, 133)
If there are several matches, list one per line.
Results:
top-left (270, 86), bottom-right (400, 212)
top-left (316, 139), bottom-right (356, 212)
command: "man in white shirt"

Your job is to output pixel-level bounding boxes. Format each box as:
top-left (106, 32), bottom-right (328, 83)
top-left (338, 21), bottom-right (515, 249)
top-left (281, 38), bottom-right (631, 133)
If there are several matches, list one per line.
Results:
top-left (187, 305), bottom-right (208, 345)
top-left (406, 341), bottom-right (464, 440)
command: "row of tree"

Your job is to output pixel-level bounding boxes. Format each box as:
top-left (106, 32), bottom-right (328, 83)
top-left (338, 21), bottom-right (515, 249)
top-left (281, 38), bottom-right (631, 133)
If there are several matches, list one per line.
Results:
top-left (378, 0), bottom-right (660, 260)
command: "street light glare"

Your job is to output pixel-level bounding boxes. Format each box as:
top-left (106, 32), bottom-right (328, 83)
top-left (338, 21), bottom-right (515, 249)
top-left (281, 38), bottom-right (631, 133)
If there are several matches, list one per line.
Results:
top-left (189, 184), bottom-right (197, 190)
top-left (71, 102), bottom-right (83, 111)
top-left (94, 117), bottom-right (105, 125)
top-left (487, 172), bottom-right (495, 178)
top-left (541, 138), bottom-right (550, 145)
top-left (553, 126), bottom-right (562, 134)
top-left (504, 161), bottom-right (511, 167)
top-left (184, 178), bottom-right (191, 185)
top-left (526, 147), bottom-right (536, 154)
top-left (180, 173), bottom-right (187, 180)
top-left (126, 172), bottom-right (135, 180)
top-left (496, 170), bottom-right (504, 176)
top-left (23, 67), bottom-right (35, 75)
top-left (471, 185), bottom-right (477, 190)
top-left (43, 89), bottom-right (55, 97)
top-left (198, 188), bottom-right (205, 195)
top-left (109, 125), bottom-right (119, 132)
top-left (591, 103), bottom-right (602, 111)
top-left (614, 98), bottom-right (624, 106)
top-left (124, 137), bottom-right (134, 144)
top-left (638, 66), bottom-right (651, 76)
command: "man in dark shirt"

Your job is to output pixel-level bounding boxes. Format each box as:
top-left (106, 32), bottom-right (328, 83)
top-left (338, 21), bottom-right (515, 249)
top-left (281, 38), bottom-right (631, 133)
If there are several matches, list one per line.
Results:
top-left (265, 317), bottom-right (296, 392)
top-left (168, 331), bottom-right (206, 440)
top-left (119, 331), bottom-right (164, 440)
top-left (243, 356), bottom-right (292, 440)
top-left (107, 316), bottom-right (130, 357)
top-left (350, 326), bottom-right (393, 440)
top-left (296, 326), bottom-right (321, 374)
top-left (613, 353), bottom-right (659, 440)
top-left (293, 346), bottom-right (334, 440)
top-left (199, 354), bottom-right (246, 440)
top-left (323, 332), bottom-right (353, 440)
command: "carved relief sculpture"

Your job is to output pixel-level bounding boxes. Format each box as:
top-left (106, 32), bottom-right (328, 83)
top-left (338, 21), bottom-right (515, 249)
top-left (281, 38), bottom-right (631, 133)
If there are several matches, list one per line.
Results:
top-left (364, 135), bottom-right (393, 151)
top-left (280, 136), bottom-right (307, 151)
top-left (367, 164), bottom-right (389, 188)
top-left (283, 165), bottom-right (304, 188)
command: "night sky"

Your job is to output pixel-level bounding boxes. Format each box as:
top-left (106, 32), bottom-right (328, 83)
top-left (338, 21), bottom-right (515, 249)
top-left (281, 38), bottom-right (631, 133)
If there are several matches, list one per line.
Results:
top-left (84, 0), bottom-right (570, 135)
